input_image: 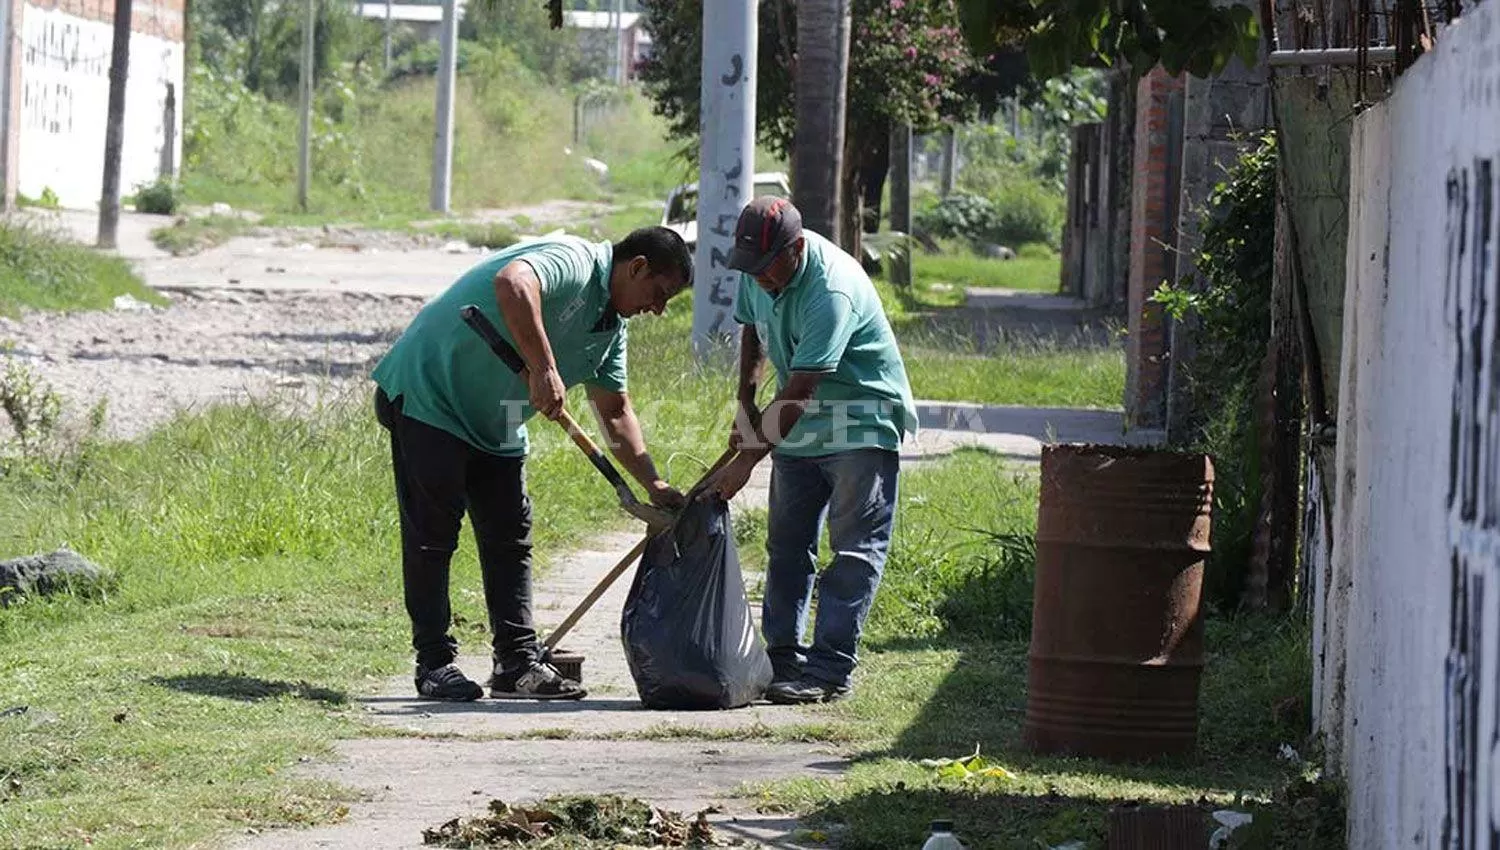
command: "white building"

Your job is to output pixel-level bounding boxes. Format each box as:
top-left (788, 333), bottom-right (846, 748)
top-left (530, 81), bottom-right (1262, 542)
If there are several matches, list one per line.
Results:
top-left (352, 1), bottom-right (467, 42)
top-left (0, 0), bottom-right (186, 211)
top-left (562, 9), bottom-right (651, 84)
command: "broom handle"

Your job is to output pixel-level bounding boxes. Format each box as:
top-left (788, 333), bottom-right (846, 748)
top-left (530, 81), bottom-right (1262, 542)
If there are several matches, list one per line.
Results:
top-left (542, 447), bottom-right (739, 651)
top-left (543, 536), bottom-right (650, 651)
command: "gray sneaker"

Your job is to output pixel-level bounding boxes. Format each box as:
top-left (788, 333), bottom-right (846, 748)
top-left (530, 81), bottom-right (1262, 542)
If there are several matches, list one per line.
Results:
top-left (488, 661), bottom-right (587, 701)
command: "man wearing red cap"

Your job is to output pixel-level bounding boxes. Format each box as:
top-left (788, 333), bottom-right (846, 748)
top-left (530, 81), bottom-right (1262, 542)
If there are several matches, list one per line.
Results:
top-left (703, 196), bottom-right (917, 704)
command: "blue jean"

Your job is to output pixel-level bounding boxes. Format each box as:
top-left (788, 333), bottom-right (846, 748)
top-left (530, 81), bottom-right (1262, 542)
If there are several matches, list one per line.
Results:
top-left (762, 448), bottom-right (900, 689)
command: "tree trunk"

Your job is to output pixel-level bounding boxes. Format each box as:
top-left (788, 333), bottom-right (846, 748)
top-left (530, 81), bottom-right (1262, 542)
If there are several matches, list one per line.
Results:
top-left (791, 0), bottom-right (851, 244)
top-left (837, 112), bottom-right (888, 262)
top-left (860, 124), bottom-right (890, 233)
top-left (97, 0), bottom-right (132, 249)
top-left (246, 0), bottom-right (264, 92)
top-left (839, 130), bottom-right (861, 254)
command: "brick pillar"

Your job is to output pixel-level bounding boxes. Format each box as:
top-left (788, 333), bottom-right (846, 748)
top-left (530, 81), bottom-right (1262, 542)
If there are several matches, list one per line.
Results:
top-left (1125, 67), bottom-right (1185, 432)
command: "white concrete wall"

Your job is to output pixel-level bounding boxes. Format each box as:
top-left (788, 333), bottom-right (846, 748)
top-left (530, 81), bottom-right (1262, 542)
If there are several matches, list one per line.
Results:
top-left (18, 4), bottom-right (183, 210)
top-left (1327, 2), bottom-right (1500, 845)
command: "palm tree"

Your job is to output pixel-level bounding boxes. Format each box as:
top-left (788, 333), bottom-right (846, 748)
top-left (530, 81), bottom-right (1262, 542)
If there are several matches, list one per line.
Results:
top-left (791, 0), bottom-right (852, 246)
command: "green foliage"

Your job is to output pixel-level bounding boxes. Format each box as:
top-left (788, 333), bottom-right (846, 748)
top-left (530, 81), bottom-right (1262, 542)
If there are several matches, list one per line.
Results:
top-left (914, 185), bottom-right (1063, 250)
top-left (865, 451), bottom-right (1041, 643)
top-left (1151, 132), bottom-right (1278, 609)
top-left (915, 193), bottom-right (1000, 244)
top-left (955, 0), bottom-right (1261, 81)
top-left (150, 214), bottom-right (252, 256)
top-left (0, 221), bottom-right (161, 318)
top-left (131, 178), bottom-right (182, 215)
top-left (181, 34), bottom-right (680, 216)
top-left (0, 349), bottom-right (61, 460)
top-left (959, 71), bottom-right (1107, 194)
top-left (190, 0), bottom-right (374, 100)
top-left (637, 0), bottom-right (1024, 162)
top-left (17, 188), bottom-right (61, 210)
top-left (461, 0), bottom-right (593, 84)
top-left (990, 180), bottom-right (1065, 248)
top-left (183, 63), bottom-right (368, 197)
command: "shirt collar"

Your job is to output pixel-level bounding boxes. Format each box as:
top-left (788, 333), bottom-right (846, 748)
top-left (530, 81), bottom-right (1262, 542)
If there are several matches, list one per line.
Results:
top-left (772, 243), bottom-right (810, 300)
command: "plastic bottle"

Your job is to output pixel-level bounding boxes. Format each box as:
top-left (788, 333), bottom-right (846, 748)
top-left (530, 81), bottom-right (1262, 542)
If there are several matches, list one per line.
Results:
top-left (921, 819), bottom-right (966, 849)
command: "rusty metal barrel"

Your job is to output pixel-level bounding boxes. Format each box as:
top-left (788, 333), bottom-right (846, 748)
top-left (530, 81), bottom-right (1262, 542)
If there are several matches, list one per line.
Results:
top-left (1023, 444), bottom-right (1214, 761)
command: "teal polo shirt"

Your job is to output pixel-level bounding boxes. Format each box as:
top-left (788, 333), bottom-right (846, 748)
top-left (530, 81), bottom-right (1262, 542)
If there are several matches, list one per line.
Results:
top-left (370, 236), bottom-right (626, 456)
top-left (733, 230), bottom-right (917, 458)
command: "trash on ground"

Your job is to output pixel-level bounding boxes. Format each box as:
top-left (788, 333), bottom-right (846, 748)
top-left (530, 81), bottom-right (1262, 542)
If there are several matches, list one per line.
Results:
top-left (113, 294), bottom-right (152, 312)
top-left (1049, 841), bottom-right (1087, 850)
top-left (1208, 810), bottom-right (1253, 848)
top-left (917, 744), bottom-right (1017, 783)
top-left (1276, 743), bottom-right (1300, 762)
top-left (422, 794), bottom-right (733, 848)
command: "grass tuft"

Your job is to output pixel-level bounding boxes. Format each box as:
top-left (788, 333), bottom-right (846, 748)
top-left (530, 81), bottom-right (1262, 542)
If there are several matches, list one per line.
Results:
top-left (0, 221), bottom-right (162, 317)
top-left (150, 215), bottom-right (253, 256)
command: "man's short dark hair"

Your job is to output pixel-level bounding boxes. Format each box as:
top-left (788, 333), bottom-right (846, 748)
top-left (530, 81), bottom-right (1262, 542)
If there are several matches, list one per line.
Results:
top-left (614, 227), bottom-right (693, 290)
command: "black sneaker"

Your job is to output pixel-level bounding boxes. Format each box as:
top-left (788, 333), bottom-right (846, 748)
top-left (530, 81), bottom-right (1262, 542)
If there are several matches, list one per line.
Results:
top-left (766, 677), bottom-right (851, 705)
top-left (488, 661), bottom-right (587, 701)
top-left (414, 663), bottom-right (483, 702)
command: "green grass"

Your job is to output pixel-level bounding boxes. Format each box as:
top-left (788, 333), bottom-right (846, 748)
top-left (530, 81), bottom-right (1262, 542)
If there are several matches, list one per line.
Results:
top-left (183, 69), bottom-right (683, 224)
top-left (913, 243), bottom-right (1062, 295)
top-left (900, 339), bottom-right (1125, 409)
top-left (728, 450), bottom-right (1324, 849)
top-left (0, 295), bottom-right (742, 848)
top-left (0, 267), bottom-right (1296, 847)
top-left (0, 222), bottom-right (163, 317)
top-left (150, 215), bottom-right (253, 256)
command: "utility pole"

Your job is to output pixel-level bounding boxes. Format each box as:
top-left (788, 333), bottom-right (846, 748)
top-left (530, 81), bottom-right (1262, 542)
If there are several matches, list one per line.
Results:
top-left (430, 0), bottom-right (458, 213)
top-left (691, 0), bottom-right (757, 359)
top-left (297, 0), bottom-right (315, 211)
top-left (613, 0), bottom-right (625, 85)
top-left (384, 0), bottom-right (393, 72)
top-left (97, 0), bottom-right (133, 249)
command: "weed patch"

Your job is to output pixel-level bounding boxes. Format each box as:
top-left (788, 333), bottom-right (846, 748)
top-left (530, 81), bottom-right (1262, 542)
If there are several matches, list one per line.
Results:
top-left (151, 214), bottom-right (253, 256)
top-left (0, 221), bottom-right (161, 316)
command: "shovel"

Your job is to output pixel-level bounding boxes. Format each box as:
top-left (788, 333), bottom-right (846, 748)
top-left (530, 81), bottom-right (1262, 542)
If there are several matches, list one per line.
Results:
top-left (459, 304), bottom-right (677, 532)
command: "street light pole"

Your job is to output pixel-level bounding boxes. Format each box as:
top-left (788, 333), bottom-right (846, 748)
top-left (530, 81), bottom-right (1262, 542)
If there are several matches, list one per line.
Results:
top-left (430, 0), bottom-right (458, 213)
top-left (297, 0), bottom-right (315, 211)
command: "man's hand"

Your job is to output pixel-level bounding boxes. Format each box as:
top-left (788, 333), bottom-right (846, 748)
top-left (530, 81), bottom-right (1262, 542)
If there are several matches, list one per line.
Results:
top-left (646, 479), bottom-right (686, 509)
top-left (528, 366), bottom-right (566, 420)
top-left (699, 453), bottom-right (759, 503)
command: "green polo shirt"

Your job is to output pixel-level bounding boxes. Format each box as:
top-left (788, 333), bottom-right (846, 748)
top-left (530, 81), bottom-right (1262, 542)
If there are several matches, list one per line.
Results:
top-left (733, 230), bottom-right (917, 458)
top-left (370, 236), bottom-right (626, 456)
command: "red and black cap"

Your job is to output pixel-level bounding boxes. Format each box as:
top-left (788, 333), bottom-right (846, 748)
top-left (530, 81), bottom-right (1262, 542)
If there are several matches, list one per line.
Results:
top-left (727, 196), bottom-right (803, 275)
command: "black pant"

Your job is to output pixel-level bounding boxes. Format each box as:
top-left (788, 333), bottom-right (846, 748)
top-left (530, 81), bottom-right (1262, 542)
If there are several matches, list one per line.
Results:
top-left (375, 388), bottom-right (537, 672)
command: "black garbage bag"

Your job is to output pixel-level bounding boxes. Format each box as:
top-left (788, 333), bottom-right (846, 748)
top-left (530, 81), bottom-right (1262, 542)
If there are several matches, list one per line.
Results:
top-left (621, 499), bottom-right (773, 710)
